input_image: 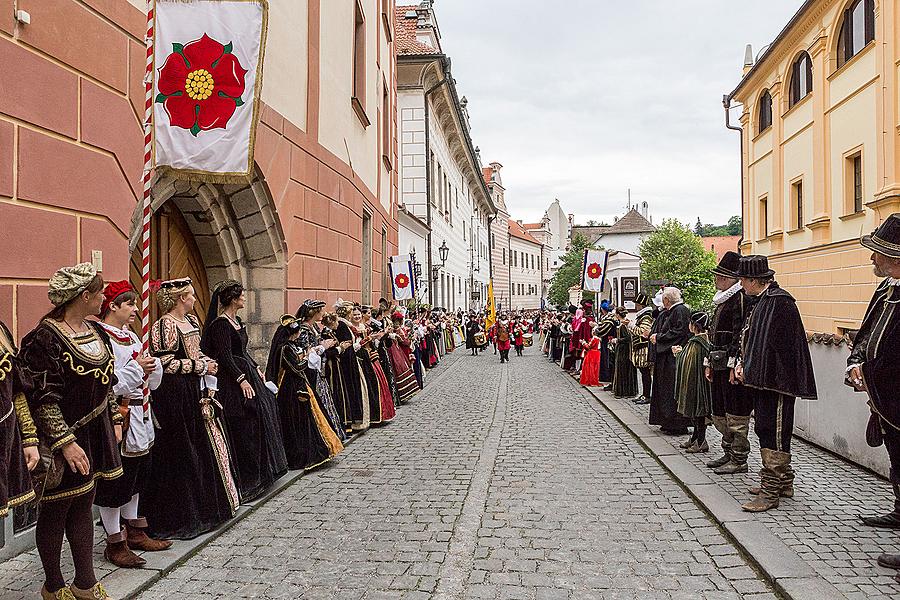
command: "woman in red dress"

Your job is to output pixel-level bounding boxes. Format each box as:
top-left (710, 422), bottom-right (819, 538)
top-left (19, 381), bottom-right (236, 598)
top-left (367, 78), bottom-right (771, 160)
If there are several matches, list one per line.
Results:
top-left (580, 328), bottom-right (602, 386)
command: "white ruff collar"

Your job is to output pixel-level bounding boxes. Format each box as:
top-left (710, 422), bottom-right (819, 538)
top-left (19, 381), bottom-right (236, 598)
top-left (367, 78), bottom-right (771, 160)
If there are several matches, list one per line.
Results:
top-left (713, 282), bottom-right (742, 306)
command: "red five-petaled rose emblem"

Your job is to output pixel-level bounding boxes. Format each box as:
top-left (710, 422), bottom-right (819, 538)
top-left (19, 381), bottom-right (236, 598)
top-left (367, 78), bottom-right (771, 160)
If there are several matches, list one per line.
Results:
top-left (157, 34), bottom-right (248, 136)
top-left (395, 274), bottom-right (410, 289)
top-left (587, 263), bottom-right (602, 279)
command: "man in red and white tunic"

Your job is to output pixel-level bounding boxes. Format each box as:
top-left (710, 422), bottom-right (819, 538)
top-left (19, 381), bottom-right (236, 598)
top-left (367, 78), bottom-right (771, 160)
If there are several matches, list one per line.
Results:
top-left (94, 281), bottom-right (171, 568)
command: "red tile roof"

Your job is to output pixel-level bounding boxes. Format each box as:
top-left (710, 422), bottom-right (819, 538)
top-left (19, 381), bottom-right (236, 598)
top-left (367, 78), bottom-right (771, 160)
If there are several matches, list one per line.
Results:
top-left (703, 236), bottom-right (741, 261)
top-left (508, 219), bottom-right (541, 245)
top-left (522, 222), bottom-right (542, 230)
top-left (395, 6), bottom-right (440, 56)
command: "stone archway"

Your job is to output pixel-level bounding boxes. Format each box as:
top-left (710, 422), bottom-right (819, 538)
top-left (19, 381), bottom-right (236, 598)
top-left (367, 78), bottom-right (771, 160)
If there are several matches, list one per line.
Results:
top-left (129, 167), bottom-right (287, 360)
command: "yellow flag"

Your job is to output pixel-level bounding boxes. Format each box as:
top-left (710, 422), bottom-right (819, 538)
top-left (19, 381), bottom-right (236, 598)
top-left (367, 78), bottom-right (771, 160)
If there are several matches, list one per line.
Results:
top-left (485, 280), bottom-right (497, 331)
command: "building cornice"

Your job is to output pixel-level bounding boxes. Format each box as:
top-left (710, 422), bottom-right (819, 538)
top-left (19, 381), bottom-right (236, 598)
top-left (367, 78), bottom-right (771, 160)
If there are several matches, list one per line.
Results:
top-left (729, 0), bottom-right (834, 102)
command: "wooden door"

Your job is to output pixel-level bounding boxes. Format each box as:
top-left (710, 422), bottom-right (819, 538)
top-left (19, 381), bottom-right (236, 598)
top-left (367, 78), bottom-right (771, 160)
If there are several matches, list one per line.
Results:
top-left (130, 203), bottom-right (211, 327)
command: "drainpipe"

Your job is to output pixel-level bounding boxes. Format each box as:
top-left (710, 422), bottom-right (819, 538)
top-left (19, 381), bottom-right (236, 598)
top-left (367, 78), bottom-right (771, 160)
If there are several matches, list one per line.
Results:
top-left (723, 95), bottom-right (745, 250)
top-left (424, 74), bottom-right (448, 306)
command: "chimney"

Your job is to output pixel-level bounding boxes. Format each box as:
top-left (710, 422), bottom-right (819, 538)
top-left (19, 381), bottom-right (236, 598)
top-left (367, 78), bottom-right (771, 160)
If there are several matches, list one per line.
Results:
top-left (743, 44), bottom-right (754, 76)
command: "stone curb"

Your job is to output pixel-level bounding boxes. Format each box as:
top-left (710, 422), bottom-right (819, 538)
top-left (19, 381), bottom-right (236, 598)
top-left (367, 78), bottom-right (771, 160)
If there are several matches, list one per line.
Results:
top-left (581, 385), bottom-right (848, 600)
top-left (109, 353), bottom-right (463, 599)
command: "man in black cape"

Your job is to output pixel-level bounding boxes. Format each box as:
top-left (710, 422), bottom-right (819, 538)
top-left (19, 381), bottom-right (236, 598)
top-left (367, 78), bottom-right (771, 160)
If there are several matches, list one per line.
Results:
top-left (735, 256), bottom-right (816, 512)
top-left (705, 251), bottom-right (754, 475)
top-left (847, 214), bottom-right (900, 580)
top-left (649, 287), bottom-right (692, 434)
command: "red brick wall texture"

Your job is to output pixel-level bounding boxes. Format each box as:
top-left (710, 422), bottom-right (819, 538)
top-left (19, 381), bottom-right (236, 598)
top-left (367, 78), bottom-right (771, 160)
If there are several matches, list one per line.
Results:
top-left (0, 0), bottom-right (398, 340)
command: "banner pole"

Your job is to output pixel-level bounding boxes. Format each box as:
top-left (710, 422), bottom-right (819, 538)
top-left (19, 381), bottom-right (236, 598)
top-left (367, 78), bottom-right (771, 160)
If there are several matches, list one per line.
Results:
top-left (139, 0), bottom-right (156, 412)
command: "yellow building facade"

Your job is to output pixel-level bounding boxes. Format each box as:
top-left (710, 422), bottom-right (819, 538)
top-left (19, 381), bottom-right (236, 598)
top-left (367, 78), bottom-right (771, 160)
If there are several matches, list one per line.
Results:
top-left (729, 0), bottom-right (898, 335)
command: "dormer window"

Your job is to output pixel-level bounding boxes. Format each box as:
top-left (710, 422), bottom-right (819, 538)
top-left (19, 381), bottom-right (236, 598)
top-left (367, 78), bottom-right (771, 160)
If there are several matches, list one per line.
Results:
top-left (789, 52), bottom-right (812, 106)
top-left (758, 90), bottom-right (773, 133)
top-left (837, 0), bottom-right (875, 68)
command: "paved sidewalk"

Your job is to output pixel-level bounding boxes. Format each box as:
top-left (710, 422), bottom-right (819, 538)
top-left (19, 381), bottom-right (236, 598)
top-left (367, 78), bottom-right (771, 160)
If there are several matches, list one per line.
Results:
top-left (0, 351), bottom-right (462, 600)
top-left (135, 346), bottom-right (775, 599)
top-left (584, 379), bottom-right (900, 600)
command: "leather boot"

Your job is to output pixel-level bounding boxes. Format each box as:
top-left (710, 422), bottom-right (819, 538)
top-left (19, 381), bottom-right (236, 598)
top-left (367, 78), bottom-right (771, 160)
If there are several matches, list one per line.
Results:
top-left (103, 530), bottom-right (145, 568)
top-left (861, 470), bottom-right (900, 529)
top-left (714, 414), bottom-right (751, 474)
top-left (125, 518), bottom-right (173, 552)
top-left (70, 582), bottom-right (114, 600)
top-left (706, 415), bottom-right (731, 468)
top-left (742, 449), bottom-right (788, 512)
top-left (749, 450), bottom-right (795, 497)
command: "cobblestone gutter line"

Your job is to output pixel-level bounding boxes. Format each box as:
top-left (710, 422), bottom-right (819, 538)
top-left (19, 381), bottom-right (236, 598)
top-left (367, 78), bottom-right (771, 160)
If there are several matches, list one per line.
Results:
top-left (581, 384), bottom-right (847, 600)
top-left (432, 358), bottom-right (507, 599)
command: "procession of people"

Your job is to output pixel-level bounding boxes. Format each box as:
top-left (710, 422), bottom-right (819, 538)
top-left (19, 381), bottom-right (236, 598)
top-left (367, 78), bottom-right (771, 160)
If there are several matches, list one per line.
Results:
top-left (4, 214), bottom-right (900, 596)
top-left (0, 263), bottom-right (488, 600)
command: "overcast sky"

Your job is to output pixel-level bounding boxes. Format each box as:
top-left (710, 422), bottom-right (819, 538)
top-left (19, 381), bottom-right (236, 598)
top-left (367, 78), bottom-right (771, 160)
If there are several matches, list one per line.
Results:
top-left (433, 0), bottom-right (805, 227)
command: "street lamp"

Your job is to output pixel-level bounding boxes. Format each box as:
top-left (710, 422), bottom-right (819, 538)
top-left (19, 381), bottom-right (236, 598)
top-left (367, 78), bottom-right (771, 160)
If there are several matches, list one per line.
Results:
top-left (431, 240), bottom-right (449, 281)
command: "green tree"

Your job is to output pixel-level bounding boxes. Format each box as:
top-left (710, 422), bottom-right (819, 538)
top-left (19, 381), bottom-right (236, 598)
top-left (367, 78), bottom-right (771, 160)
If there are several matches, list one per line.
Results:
top-left (638, 219), bottom-right (718, 310)
top-left (727, 215), bottom-right (742, 236)
top-left (549, 233), bottom-right (598, 306)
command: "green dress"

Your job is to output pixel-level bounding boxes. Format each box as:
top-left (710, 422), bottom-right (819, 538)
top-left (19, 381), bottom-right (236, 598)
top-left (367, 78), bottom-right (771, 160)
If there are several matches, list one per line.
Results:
top-left (675, 333), bottom-right (711, 418)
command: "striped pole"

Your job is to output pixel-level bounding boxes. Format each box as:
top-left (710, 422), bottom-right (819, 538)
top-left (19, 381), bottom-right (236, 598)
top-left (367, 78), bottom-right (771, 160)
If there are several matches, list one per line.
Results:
top-left (140, 0), bottom-right (155, 413)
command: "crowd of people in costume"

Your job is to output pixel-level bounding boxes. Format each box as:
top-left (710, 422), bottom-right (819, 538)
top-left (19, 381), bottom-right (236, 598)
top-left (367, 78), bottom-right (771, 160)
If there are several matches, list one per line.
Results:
top-left (535, 216), bottom-right (900, 584)
top-left (0, 265), bottom-right (478, 600)
top-left (538, 252), bottom-right (815, 513)
top-left (5, 215), bottom-right (900, 596)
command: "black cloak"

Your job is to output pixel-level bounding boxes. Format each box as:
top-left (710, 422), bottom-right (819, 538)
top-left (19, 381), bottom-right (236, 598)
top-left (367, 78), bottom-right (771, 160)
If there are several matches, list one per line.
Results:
top-left (741, 283), bottom-right (817, 400)
top-left (849, 280), bottom-right (900, 429)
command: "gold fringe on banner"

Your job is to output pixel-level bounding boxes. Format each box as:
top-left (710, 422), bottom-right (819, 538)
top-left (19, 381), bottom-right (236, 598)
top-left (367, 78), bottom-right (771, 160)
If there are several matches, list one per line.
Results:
top-left (153, 0), bottom-right (269, 184)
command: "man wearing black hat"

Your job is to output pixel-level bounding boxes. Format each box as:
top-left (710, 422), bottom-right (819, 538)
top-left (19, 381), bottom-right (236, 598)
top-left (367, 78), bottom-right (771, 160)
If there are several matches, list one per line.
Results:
top-left (847, 214), bottom-right (900, 579)
top-left (735, 255), bottom-right (817, 512)
top-left (629, 292), bottom-right (654, 405)
top-left (705, 251), bottom-right (753, 475)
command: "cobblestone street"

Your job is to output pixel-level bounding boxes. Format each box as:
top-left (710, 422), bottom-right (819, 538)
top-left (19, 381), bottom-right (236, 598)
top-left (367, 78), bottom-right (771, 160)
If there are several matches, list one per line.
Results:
top-left (135, 346), bottom-right (775, 600)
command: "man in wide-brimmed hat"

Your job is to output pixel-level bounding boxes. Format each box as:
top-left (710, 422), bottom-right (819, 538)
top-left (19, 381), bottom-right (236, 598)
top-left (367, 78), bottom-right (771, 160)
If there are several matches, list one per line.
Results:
top-left (704, 251), bottom-right (754, 475)
top-left (847, 214), bottom-right (900, 581)
top-left (734, 255), bottom-right (817, 512)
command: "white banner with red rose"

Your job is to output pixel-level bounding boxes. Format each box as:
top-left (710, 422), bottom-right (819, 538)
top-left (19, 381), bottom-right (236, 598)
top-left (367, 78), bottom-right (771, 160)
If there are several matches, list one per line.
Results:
top-left (390, 257), bottom-right (415, 301)
top-left (581, 249), bottom-right (609, 293)
top-left (153, 0), bottom-right (268, 182)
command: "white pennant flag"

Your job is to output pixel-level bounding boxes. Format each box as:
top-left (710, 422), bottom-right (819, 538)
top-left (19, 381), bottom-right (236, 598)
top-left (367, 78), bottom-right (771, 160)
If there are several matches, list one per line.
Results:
top-left (581, 249), bottom-right (608, 293)
top-left (390, 259), bottom-right (415, 301)
top-left (153, 0), bottom-right (268, 182)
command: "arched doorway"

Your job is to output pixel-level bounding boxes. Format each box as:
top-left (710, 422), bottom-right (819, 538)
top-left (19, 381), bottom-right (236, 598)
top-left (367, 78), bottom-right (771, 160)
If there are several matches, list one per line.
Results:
top-left (129, 203), bottom-right (211, 326)
top-left (128, 168), bottom-right (287, 361)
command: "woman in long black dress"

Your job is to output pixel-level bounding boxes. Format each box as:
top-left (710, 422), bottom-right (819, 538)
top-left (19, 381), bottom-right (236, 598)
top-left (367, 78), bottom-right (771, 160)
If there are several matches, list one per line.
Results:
top-left (351, 307), bottom-right (386, 425)
top-left (0, 320), bottom-right (37, 522)
top-left (611, 307), bottom-right (638, 398)
top-left (320, 313), bottom-right (349, 434)
top-left (143, 277), bottom-right (239, 540)
top-left (201, 280), bottom-right (288, 502)
top-left (334, 300), bottom-right (369, 431)
top-left (19, 263), bottom-right (123, 600)
top-left (267, 316), bottom-right (343, 470)
top-left (294, 301), bottom-right (347, 442)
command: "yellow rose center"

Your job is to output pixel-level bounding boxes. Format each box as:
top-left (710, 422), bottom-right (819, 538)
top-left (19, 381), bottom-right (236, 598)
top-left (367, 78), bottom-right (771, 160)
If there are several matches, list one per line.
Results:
top-left (185, 69), bottom-right (215, 101)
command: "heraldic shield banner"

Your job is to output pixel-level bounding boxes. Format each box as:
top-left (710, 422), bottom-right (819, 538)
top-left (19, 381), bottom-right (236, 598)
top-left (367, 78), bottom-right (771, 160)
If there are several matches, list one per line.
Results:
top-left (581, 248), bottom-right (609, 293)
top-left (154, 0), bottom-right (268, 182)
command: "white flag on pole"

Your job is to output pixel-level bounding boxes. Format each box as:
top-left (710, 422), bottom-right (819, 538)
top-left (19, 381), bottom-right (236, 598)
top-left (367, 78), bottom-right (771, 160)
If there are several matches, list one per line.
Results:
top-left (153, 0), bottom-right (268, 182)
top-left (581, 249), bottom-right (609, 293)
top-left (390, 259), bottom-right (415, 301)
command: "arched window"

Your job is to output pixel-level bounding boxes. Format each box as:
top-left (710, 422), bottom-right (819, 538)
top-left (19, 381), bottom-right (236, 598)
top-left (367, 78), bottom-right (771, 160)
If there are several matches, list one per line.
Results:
top-left (758, 90), bottom-right (773, 133)
top-left (837, 0), bottom-right (875, 68)
top-left (790, 52), bottom-right (813, 106)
